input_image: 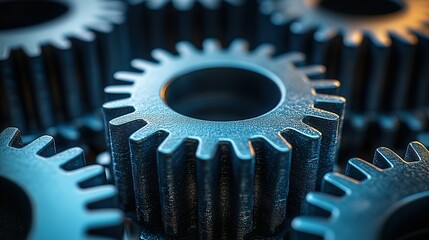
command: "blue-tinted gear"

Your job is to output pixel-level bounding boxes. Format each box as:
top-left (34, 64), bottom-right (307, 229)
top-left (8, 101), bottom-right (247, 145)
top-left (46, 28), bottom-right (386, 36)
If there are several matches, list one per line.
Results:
top-left (0, 0), bottom-right (128, 150)
top-left (293, 142), bottom-right (429, 240)
top-left (0, 127), bottom-right (124, 240)
top-left (104, 39), bottom-right (345, 238)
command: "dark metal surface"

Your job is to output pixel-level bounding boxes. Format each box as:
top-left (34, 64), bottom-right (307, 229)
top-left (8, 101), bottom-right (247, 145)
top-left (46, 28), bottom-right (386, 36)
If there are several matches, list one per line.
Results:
top-left (103, 39), bottom-right (345, 238)
top-left (0, 127), bottom-right (124, 239)
top-left (292, 142), bottom-right (429, 240)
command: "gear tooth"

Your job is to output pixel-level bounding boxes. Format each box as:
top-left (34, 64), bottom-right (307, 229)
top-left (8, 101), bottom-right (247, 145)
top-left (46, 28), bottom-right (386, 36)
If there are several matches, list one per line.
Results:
top-left (230, 140), bottom-right (254, 160)
top-left (49, 147), bottom-right (85, 169)
top-left (85, 209), bottom-right (124, 229)
top-left (306, 192), bottom-right (339, 211)
top-left (75, 29), bottom-right (96, 42)
top-left (103, 98), bottom-right (133, 111)
top-left (323, 173), bottom-right (358, 193)
top-left (290, 19), bottom-right (314, 35)
top-left (313, 94), bottom-right (346, 118)
top-left (314, 27), bottom-right (337, 43)
top-left (276, 52), bottom-right (306, 66)
top-left (129, 124), bottom-right (158, 143)
top-left (369, 31), bottom-right (392, 47)
top-left (131, 59), bottom-right (157, 71)
top-left (81, 185), bottom-right (118, 204)
top-left (24, 135), bottom-right (55, 155)
top-left (196, 139), bottom-right (219, 160)
top-left (89, 20), bottom-right (113, 33)
top-left (298, 65), bottom-right (326, 78)
top-left (114, 71), bottom-right (142, 83)
top-left (373, 147), bottom-right (405, 168)
top-left (308, 105), bottom-right (340, 122)
top-left (203, 39), bottom-right (222, 52)
top-left (392, 29), bottom-right (418, 45)
top-left (343, 31), bottom-right (364, 47)
top-left (291, 216), bottom-right (330, 237)
top-left (51, 37), bottom-right (71, 50)
top-left (294, 122), bottom-right (321, 139)
top-left (176, 41), bottom-right (198, 56)
top-left (23, 43), bottom-right (41, 57)
top-left (109, 112), bottom-right (139, 127)
top-left (405, 142), bottom-right (429, 163)
top-left (158, 134), bottom-right (185, 155)
top-left (310, 80), bottom-right (340, 95)
top-left (151, 48), bottom-right (175, 63)
top-left (70, 165), bottom-right (105, 183)
top-left (258, 133), bottom-right (291, 153)
top-left (347, 158), bottom-right (379, 178)
top-left (105, 85), bottom-right (133, 95)
top-left (0, 127), bottom-right (22, 147)
top-left (228, 39), bottom-right (249, 52)
top-left (252, 43), bottom-right (275, 57)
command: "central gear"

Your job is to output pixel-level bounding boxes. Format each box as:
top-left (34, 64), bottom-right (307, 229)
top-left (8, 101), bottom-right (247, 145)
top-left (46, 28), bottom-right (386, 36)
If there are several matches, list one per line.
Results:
top-left (259, 0), bottom-right (429, 112)
top-left (293, 142), bottom-right (429, 240)
top-left (0, 128), bottom-right (123, 239)
top-left (104, 39), bottom-right (345, 239)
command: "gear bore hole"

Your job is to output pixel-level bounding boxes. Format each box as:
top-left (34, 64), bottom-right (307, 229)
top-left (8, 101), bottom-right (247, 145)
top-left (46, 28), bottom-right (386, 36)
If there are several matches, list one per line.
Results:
top-left (0, 1), bottom-right (69, 30)
top-left (318, 0), bottom-right (404, 16)
top-left (381, 192), bottom-right (429, 240)
top-left (163, 67), bottom-right (282, 121)
top-left (0, 177), bottom-right (32, 239)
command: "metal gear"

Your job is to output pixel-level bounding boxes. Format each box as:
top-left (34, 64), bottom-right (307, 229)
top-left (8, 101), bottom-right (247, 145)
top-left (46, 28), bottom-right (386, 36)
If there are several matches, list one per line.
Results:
top-left (103, 39), bottom-right (345, 238)
top-left (292, 142), bottom-right (429, 240)
top-left (0, 0), bottom-right (128, 149)
top-left (126, 0), bottom-right (252, 59)
top-left (0, 127), bottom-right (124, 239)
top-left (258, 0), bottom-right (429, 113)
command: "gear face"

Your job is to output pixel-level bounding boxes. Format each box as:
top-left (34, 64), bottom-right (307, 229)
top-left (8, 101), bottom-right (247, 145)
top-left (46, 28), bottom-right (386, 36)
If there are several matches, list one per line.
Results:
top-left (104, 39), bottom-right (345, 238)
top-left (259, 0), bottom-right (429, 113)
top-left (293, 142), bottom-right (429, 240)
top-left (0, 0), bottom-right (128, 148)
top-left (0, 128), bottom-right (124, 239)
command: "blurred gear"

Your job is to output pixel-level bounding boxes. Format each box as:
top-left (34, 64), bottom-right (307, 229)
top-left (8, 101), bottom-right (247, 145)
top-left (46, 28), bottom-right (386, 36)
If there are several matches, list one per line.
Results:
top-left (0, 127), bottom-right (124, 240)
top-left (293, 142), bottom-right (429, 240)
top-left (259, 0), bottom-right (429, 113)
top-left (103, 39), bottom-right (345, 238)
top-left (126, 0), bottom-right (254, 58)
top-left (0, 0), bottom-right (128, 150)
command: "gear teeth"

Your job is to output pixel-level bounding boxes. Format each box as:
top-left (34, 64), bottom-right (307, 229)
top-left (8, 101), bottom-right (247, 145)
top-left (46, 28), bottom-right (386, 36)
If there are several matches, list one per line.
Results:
top-left (70, 165), bottom-right (105, 184)
top-left (23, 44), bottom-right (41, 58)
top-left (306, 192), bottom-right (339, 212)
top-left (230, 140), bottom-right (254, 160)
top-left (158, 134), bottom-right (186, 155)
top-left (85, 209), bottom-right (124, 229)
top-left (259, 133), bottom-right (291, 152)
top-left (346, 158), bottom-right (380, 179)
top-left (203, 39), bottom-right (222, 52)
top-left (24, 135), bottom-right (55, 156)
top-left (176, 41), bottom-right (199, 56)
top-left (253, 44), bottom-right (275, 57)
top-left (152, 48), bottom-right (176, 62)
top-left (105, 85), bottom-right (133, 96)
top-left (81, 186), bottom-right (118, 205)
top-left (0, 127), bottom-right (21, 146)
top-left (292, 216), bottom-right (330, 237)
top-left (103, 98), bottom-right (133, 111)
top-left (291, 19), bottom-right (314, 35)
top-left (314, 27), bottom-right (337, 43)
top-left (229, 39), bottom-right (249, 52)
top-left (298, 65), bottom-right (326, 78)
top-left (131, 59), bottom-right (158, 71)
top-left (392, 30), bottom-right (418, 45)
top-left (114, 71), bottom-right (142, 83)
top-left (343, 31), bottom-right (364, 47)
top-left (276, 52), bottom-right (305, 66)
top-left (307, 107), bottom-right (339, 122)
top-left (49, 147), bottom-right (85, 169)
top-left (195, 139), bottom-right (219, 160)
top-left (311, 80), bottom-right (340, 95)
top-left (405, 141), bottom-right (429, 163)
top-left (373, 147), bottom-right (405, 168)
top-left (369, 31), bottom-right (391, 47)
top-left (323, 173), bottom-right (358, 193)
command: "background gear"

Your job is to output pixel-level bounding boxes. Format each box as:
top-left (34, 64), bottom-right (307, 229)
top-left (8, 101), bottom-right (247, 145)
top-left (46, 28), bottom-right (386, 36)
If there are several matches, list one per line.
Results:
top-left (0, 0), bottom-right (128, 153)
top-left (292, 142), bottom-right (429, 240)
top-left (126, 0), bottom-right (258, 59)
top-left (103, 39), bottom-right (345, 239)
top-left (0, 127), bottom-right (124, 240)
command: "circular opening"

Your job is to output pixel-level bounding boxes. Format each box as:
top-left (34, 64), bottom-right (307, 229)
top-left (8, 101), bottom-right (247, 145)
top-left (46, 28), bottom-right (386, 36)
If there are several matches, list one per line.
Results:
top-left (381, 193), bottom-right (429, 240)
top-left (318, 0), bottom-right (404, 16)
top-left (163, 67), bottom-right (282, 121)
top-left (0, 1), bottom-right (69, 31)
top-left (0, 177), bottom-right (32, 239)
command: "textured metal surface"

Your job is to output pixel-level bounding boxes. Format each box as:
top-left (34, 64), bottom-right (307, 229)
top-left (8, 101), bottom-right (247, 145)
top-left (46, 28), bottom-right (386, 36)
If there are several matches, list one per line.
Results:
top-left (103, 39), bottom-right (345, 238)
top-left (259, 0), bottom-right (429, 113)
top-left (0, 0), bottom-right (128, 150)
top-left (293, 142), bottom-right (429, 240)
top-left (0, 127), bottom-right (124, 240)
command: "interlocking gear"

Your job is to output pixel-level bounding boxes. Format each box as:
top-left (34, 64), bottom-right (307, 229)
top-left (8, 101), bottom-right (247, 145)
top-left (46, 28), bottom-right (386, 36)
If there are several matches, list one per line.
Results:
top-left (293, 142), bottom-right (429, 240)
top-left (0, 0), bottom-right (128, 149)
top-left (259, 0), bottom-right (429, 112)
top-left (104, 39), bottom-right (345, 238)
top-left (0, 127), bottom-right (124, 239)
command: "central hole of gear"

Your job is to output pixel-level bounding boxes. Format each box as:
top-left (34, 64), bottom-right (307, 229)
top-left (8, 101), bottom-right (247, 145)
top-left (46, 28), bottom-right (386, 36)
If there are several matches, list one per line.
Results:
top-left (163, 67), bottom-right (282, 121)
top-left (319, 0), bottom-right (404, 16)
top-left (381, 193), bottom-right (429, 240)
top-left (0, 1), bottom-right (69, 30)
top-left (0, 177), bottom-right (32, 239)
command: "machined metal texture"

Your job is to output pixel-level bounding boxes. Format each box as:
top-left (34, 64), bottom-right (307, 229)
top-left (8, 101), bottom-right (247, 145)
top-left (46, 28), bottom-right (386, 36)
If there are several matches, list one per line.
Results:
top-left (126, 0), bottom-right (258, 59)
top-left (0, 127), bottom-right (124, 240)
top-left (292, 142), bottom-right (429, 240)
top-left (258, 0), bottom-right (429, 113)
top-left (0, 0), bottom-right (129, 150)
top-left (103, 39), bottom-right (345, 239)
